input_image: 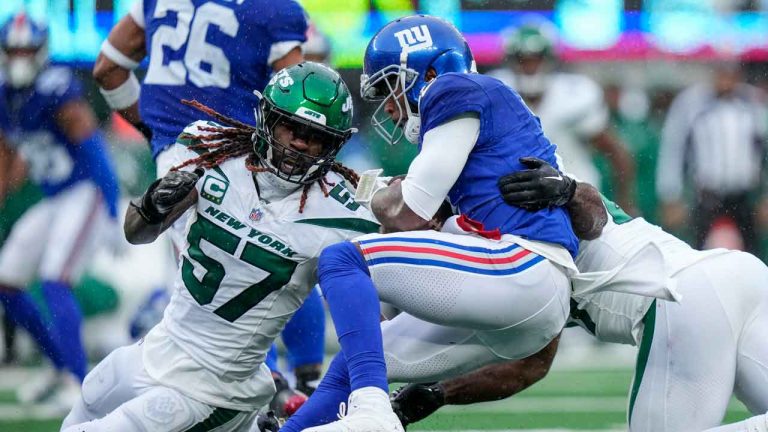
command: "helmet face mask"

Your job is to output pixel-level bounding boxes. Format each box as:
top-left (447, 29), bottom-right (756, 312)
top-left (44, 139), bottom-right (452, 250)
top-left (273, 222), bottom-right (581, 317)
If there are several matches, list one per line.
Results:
top-left (361, 15), bottom-right (474, 146)
top-left (361, 64), bottom-right (418, 146)
top-left (252, 62), bottom-right (355, 185)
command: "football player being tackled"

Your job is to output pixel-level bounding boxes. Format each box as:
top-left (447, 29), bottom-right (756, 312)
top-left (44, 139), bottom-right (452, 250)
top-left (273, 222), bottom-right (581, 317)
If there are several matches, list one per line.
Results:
top-left (61, 62), bottom-right (380, 432)
top-left (279, 15), bottom-right (651, 432)
top-left (392, 159), bottom-right (768, 432)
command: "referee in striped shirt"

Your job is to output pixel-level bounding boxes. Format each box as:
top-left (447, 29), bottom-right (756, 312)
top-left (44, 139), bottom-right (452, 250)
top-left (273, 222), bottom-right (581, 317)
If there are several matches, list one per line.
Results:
top-left (657, 62), bottom-right (768, 253)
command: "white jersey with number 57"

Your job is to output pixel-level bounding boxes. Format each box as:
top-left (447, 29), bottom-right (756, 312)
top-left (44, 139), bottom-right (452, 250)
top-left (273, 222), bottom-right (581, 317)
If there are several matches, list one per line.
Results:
top-left (142, 124), bottom-right (379, 411)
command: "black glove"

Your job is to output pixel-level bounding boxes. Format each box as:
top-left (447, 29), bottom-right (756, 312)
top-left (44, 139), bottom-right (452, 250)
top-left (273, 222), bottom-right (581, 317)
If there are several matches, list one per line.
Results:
top-left (498, 157), bottom-right (576, 211)
top-left (131, 169), bottom-right (201, 224)
top-left (391, 383), bottom-right (446, 428)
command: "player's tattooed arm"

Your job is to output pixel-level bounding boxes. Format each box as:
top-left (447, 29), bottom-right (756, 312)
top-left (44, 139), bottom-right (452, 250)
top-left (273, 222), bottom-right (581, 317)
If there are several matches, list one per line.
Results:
top-left (125, 170), bottom-right (201, 244)
top-left (567, 182), bottom-right (608, 241)
top-left (498, 157), bottom-right (607, 240)
top-left (391, 335), bottom-right (560, 427)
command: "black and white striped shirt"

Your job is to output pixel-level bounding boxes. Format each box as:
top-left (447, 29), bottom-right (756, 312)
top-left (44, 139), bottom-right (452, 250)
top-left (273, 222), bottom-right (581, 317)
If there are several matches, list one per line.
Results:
top-left (657, 83), bottom-right (767, 202)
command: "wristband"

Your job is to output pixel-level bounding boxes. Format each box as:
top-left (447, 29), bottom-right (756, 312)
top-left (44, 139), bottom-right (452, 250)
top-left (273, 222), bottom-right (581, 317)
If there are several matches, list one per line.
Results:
top-left (100, 39), bottom-right (140, 70)
top-left (99, 71), bottom-right (140, 110)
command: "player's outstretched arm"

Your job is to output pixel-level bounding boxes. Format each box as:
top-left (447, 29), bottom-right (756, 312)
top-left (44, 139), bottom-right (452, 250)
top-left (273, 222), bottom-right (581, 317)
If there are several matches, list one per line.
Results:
top-left (498, 157), bottom-right (607, 240)
top-left (93, 12), bottom-right (148, 138)
top-left (125, 170), bottom-right (200, 244)
top-left (392, 335), bottom-right (560, 427)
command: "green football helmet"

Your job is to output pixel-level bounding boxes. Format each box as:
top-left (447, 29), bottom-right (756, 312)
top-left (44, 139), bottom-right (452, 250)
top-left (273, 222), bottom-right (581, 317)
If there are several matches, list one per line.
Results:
top-left (504, 25), bottom-right (554, 59)
top-left (254, 62), bottom-right (356, 184)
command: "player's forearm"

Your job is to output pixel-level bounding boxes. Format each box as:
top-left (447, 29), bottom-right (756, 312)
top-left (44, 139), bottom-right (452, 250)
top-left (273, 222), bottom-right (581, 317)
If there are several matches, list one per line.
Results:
top-left (371, 181), bottom-right (431, 233)
top-left (567, 182), bottom-right (607, 241)
top-left (124, 191), bottom-right (197, 244)
top-left (441, 335), bottom-right (560, 405)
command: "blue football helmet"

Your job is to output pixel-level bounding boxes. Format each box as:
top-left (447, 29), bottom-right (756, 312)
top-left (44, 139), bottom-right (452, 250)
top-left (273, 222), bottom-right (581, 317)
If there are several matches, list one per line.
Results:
top-left (0, 12), bottom-right (49, 88)
top-left (361, 15), bottom-right (474, 145)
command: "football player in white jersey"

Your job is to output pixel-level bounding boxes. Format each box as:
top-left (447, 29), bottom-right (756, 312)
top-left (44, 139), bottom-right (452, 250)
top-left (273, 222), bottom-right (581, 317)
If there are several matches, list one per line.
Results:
top-left (488, 24), bottom-right (636, 213)
top-left (60, 63), bottom-right (378, 432)
top-left (391, 159), bottom-right (768, 432)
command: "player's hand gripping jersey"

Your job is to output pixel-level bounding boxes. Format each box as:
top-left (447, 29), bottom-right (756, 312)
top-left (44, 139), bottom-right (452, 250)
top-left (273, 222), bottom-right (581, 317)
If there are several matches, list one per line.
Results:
top-left (131, 0), bottom-right (307, 158)
top-left (142, 124), bottom-right (379, 410)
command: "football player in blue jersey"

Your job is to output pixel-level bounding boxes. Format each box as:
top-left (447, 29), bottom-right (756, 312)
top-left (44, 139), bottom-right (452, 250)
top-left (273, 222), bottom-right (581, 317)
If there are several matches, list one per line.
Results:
top-left (93, 0), bottom-right (326, 400)
top-left (0, 12), bottom-right (120, 406)
top-left (280, 15), bottom-right (602, 432)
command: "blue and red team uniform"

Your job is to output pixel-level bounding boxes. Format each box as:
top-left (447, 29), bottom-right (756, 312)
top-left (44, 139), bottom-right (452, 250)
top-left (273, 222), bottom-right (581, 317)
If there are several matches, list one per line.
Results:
top-left (0, 65), bottom-right (119, 383)
top-left (283, 64), bottom-right (579, 432)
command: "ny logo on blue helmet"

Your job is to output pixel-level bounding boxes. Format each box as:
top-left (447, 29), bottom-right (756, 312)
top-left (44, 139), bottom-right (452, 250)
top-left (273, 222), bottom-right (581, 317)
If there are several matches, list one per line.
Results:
top-left (393, 25), bottom-right (433, 52)
top-left (361, 15), bottom-right (474, 145)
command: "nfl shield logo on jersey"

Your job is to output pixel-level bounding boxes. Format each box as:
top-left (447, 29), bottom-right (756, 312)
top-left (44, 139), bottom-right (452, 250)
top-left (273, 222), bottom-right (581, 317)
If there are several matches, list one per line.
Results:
top-left (250, 207), bottom-right (264, 222)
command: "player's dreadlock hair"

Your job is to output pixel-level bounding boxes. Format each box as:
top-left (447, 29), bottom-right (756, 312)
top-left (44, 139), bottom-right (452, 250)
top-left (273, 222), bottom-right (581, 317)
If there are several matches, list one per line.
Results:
top-left (173, 100), bottom-right (359, 213)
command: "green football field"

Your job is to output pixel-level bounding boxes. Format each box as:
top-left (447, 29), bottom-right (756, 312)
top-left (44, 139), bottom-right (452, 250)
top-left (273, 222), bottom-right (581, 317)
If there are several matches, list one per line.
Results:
top-left (0, 367), bottom-right (751, 432)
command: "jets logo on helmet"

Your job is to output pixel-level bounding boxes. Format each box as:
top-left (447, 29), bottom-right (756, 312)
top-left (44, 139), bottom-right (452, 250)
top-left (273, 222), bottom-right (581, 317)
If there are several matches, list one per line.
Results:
top-left (253, 62), bottom-right (356, 185)
top-left (394, 25), bottom-right (433, 52)
top-left (342, 95), bottom-right (353, 114)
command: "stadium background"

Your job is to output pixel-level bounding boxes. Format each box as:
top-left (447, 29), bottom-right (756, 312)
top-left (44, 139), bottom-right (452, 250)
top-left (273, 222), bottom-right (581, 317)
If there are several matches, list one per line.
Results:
top-left (0, 0), bottom-right (766, 430)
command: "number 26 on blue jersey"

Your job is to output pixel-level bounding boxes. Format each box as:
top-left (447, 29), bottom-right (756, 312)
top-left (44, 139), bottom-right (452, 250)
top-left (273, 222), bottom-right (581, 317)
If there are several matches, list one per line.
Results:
top-left (145, 0), bottom-right (238, 88)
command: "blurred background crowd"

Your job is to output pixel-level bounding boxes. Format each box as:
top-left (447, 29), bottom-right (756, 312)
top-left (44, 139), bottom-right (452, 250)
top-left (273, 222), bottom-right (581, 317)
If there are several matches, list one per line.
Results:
top-left (1, 0), bottom-right (767, 376)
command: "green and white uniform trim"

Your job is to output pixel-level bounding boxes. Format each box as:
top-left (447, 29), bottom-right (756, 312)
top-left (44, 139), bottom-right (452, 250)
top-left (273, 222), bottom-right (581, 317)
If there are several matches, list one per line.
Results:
top-left (142, 126), bottom-right (379, 411)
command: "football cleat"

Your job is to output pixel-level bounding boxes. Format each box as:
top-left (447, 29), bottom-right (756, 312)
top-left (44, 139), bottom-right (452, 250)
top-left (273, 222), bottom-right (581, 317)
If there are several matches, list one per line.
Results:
top-left (295, 364), bottom-right (322, 396)
top-left (301, 386), bottom-right (404, 432)
top-left (270, 372), bottom-right (308, 418)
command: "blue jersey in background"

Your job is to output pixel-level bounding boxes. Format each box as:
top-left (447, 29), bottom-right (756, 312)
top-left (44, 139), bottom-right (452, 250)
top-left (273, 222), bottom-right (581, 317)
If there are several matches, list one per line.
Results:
top-left (0, 66), bottom-right (118, 208)
top-left (138, 0), bottom-right (308, 158)
top-left (419, 72), bottom-right (579, 257)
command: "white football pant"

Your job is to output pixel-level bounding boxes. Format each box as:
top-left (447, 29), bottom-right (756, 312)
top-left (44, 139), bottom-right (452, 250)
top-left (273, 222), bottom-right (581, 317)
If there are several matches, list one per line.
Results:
top-left (356, 229), bottom-right (571, 383)
top-left (629, 251), bottom-right (768, 431)
top-left (0, 181), bottom-right (108, 287)
top-left (61, 342), bottom-right (256, 432)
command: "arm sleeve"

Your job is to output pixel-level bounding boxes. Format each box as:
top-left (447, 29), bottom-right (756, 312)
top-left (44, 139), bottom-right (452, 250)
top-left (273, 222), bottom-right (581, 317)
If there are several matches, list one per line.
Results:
top-left (656, 88), bottom-right (696, 202)
top-left (129, 0), bottom-right (145, 29)
top-left (401, 115), bottom-right (480, 220)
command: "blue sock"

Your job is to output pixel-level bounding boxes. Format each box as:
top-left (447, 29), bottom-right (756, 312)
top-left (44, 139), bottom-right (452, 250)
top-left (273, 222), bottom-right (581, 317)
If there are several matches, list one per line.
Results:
top-left (283, 286), bottom-right (326, 369)
top-left (318, 242), bottom-right (387, 392)
top-left (41, 281), bottom-right (86, 382)
top-left (0, 287), bottom-right (66, 370)
top-left (281, 353), bottom-right (351, 432)
top-left (265, 343), bottom-right (279, 374)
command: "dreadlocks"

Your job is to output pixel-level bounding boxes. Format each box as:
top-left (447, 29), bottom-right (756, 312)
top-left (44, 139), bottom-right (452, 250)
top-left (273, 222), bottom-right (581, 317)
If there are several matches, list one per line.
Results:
top-left (174, 100), bottom-right (360, 213)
